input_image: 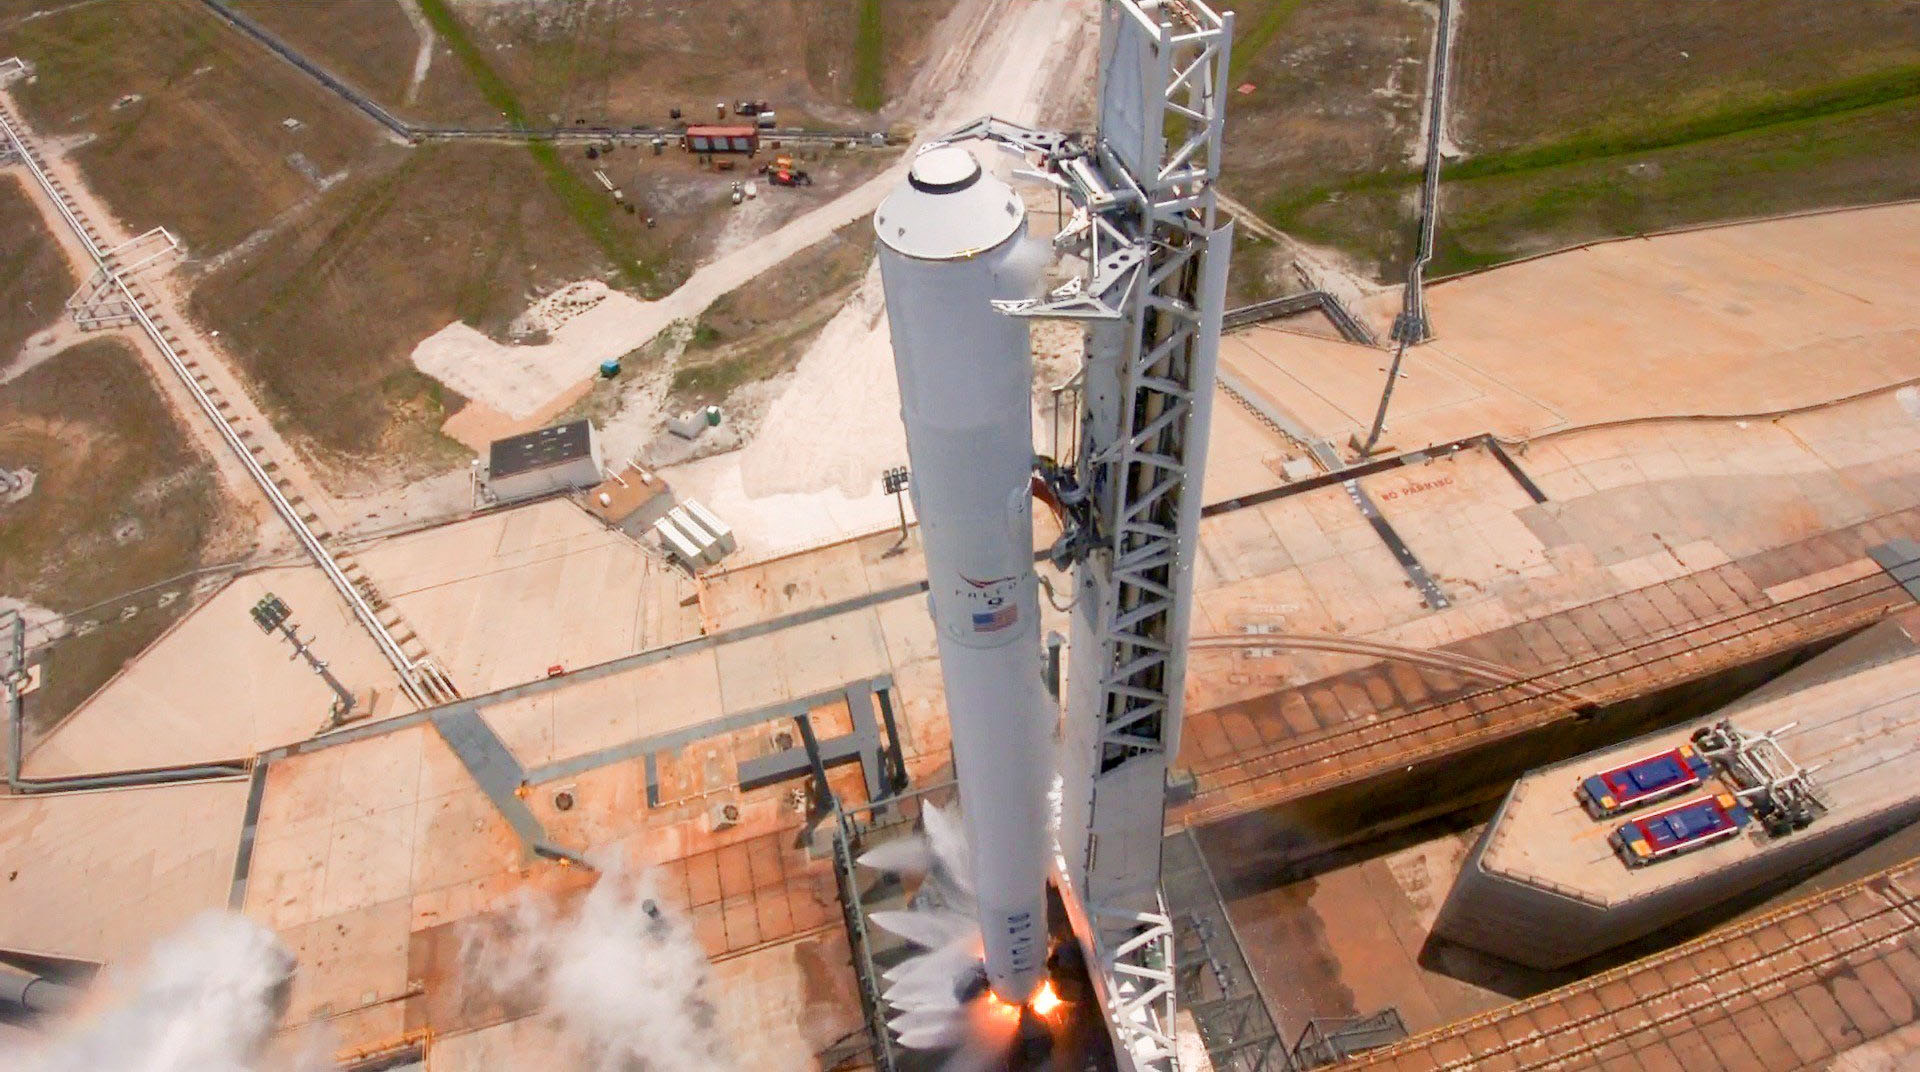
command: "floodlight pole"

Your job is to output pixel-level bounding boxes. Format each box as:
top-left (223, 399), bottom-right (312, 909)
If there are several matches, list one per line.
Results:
top-left (882, 466), bottom-right (911, 556)
top-left (251, 594), bottom-right (355, 722)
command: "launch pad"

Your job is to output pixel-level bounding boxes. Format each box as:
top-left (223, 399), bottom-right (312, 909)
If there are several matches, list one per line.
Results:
top-left (829, 785), bottom-right (1123, 1071)
top-left (11, 2), bottom-right (1920, 1070)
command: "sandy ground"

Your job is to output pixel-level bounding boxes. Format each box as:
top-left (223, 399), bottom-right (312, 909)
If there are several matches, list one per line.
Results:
top-left (654, 0), bottom-right (1102, 557)
top-left (408, 0), bottom-right (1101, 552)
top-left (2, 319), bottom-right (102, 386)
top-left (662, 246), bottom-right (1086, 562)
top-left (658, 263), bottom-right (907, 560)
top-left (397, 0), bottom-right (434, 106)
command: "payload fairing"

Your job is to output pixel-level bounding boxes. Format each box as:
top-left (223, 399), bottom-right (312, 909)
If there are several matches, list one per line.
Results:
top-left (874, 144), bottom-right (1052, 1004)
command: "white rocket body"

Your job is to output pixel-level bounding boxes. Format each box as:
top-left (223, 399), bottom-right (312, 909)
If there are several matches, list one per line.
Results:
top-left (874, 144), bottom-right (1050, 1004)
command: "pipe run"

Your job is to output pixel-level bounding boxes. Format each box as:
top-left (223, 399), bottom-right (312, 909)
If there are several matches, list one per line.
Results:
top-left (8, 683), bottom-right (249, 795)
top-left (0, 965), bottom-right (79, 1016)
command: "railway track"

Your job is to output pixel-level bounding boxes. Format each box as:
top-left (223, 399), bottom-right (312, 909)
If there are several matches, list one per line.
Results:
top-left (1189, 632), bottom-right (1594, 704)
top-left (0, 103), bottom-right (456, 707)
top-left (1181, 566), bottom-right (1908, 825)
top-left (1351, 864), bottom-right (1920, 1069)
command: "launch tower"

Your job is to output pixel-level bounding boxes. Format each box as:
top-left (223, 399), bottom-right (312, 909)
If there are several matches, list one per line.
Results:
top-left (879, 2), bottom-right (1235, 1067)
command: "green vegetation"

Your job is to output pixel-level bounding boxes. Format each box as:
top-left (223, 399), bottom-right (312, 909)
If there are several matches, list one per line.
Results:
top-left (852, 0), bottom-right (886, 112)
top-left (1, 0), bottom-right (379, 255)
top-left (1257, 64), bottom-right (1920, 279)
top-left (1448, 65), bottom-right (1920, 185)
top-left (0, 179), bottom-right (74, 368)
top-left (1268, 65), bottom-right (1920, 218)
top-left (190, 142), bottom-right (620, 460)
top-left (1426, 96), bottom-right (1920, 277)
top-left (1229, 0), bottom-right (1310, 82)
top-left (669, 220), bottom-right (876, 405)
top-left (414, 0), bottom-right (653, 291)
top-left (1223, 1), bottom-right (1920, 283)
top-left (669, 350), bottom-right (779, 403)
top-left (1217, 0), bottom-right (1433, 283)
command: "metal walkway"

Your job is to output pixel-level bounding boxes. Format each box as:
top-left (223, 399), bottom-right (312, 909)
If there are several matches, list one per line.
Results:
top-left (1392, 0), bottom-right (1454, 344)
top-left (1343, 857), bottom-right (1920, 1069)
top-left (0, 101), bottom-right (455, 708)
top-left (428, 707), bottom-right (588, 866)
top-left (1165, 828), bottom-right (1294, 1071)
top-left (1223, 292), bottom-right (1376, 346)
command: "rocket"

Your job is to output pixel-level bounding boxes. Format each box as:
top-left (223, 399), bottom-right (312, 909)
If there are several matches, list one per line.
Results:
top-left (874, 143), bottom-right (1051, 1005)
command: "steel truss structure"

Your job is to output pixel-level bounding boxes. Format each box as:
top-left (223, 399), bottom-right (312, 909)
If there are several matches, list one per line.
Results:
top-left (0, 104), bottom-right (455, 708)
top-left (944, 2), bottom-right (1234, 1067)
top-left (1693, 719), bottom-right (1829, 836)
top-left (67, 228), bottom-right (182, 330)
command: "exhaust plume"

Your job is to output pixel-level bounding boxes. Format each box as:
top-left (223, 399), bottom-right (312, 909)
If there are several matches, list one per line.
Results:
top-left (4, 912), bottom-right (298, 1072)
top-left (459, 864), bottom-right (732, 1072)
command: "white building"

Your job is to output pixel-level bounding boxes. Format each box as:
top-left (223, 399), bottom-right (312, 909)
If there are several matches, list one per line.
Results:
top-left (484, 420), bottom-right (602, 503)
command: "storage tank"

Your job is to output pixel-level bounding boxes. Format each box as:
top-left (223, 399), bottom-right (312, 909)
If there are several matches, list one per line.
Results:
top-left (874, 143), bottom-right (1050, 1005)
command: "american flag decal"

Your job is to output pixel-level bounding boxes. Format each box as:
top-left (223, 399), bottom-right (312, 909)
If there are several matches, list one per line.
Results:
top-left (972, 604), bottom-right (1017, 632)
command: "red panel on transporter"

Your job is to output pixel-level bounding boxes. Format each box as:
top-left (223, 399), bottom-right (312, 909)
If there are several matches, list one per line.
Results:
top-left (1612, 793), bottom-right (1752, 867)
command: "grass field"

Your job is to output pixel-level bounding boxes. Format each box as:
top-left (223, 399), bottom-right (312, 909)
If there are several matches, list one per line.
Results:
top-left (1218, 0), bottom-right (1432, 281)
top-left (416, 0), bottom-right (654, 290)
top-left (1224, 0), bottom-right (1920, 284)
top-left (1429, 95), bottom-right (1920, 276)
top-left (188, 139), bottom-right (663, 465)
top-left (0, 175), bottom-right (73, 369)
top-left (1453, 1), bottom-right (1920, 152)
top-left (230, 0), bottom-right (956, 129)
top-left (852, 0), bottom-right (888, 113)
top-left (3, 0), bottom-right (892, 482)
top-left (0, 0), bottom-right (386, 258)
top-left (0, 337), bottom-right (246, 730)
top-left (449, 0), bottom-right (953, 124)
top-left (186, 129), bottom-right (839, 474)
top-left (229, 0), bottom-right (423, 113)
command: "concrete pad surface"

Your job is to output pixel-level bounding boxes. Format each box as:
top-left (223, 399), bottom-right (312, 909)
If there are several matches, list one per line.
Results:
top-left (0, 780), bottom-right (248, 962)
top-left (23, 566), bottom-right (411, 778)
top-left (1232, 202), bottom-right (1920, 450)
top-left (351, 500), bottom-right (702, 695)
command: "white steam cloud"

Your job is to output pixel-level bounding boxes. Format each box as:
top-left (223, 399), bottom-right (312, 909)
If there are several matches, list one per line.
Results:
top-left (858, 804), bottom-right (989, 1051)
top-left (3, 912), bottom-right (299, 1072)
top-left (459, 864), bottom-right (733, 1072)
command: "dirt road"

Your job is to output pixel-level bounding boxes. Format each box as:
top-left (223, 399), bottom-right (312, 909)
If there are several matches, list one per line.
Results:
top-left (659, 0), bottom-right (1098, 329)
top-left (654, 0), bottom-right (1102, 557)
top-left (413, 0), bottom-right (1100, 423)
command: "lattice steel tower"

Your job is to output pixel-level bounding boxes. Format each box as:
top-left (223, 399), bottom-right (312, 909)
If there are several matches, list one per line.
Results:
top-left (945, 2), bottom-right (1235, 1065)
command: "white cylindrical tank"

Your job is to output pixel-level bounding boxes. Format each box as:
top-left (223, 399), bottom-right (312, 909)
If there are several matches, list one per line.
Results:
top-left (875, 143), bottom-right (1050, 1005)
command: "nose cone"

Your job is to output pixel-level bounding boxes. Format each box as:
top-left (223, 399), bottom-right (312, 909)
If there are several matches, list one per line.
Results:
top-left (875, 143), bottom-right (1026, 262)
